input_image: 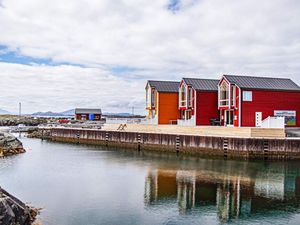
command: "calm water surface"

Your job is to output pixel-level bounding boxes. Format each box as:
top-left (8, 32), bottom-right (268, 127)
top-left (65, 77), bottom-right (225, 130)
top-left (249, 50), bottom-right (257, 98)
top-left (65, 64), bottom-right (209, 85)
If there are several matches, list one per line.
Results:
top-left (1, 137), bottom-right (300, 225)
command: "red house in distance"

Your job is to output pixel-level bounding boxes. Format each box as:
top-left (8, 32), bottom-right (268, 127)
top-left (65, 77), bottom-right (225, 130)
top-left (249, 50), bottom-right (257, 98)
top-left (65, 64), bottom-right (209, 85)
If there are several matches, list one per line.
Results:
top-left (178, 78), bottom-right (219, 126)
top-left (218, 75), bottom-right (300, 127)
top-left (75, 108), bottom-right (102, 121)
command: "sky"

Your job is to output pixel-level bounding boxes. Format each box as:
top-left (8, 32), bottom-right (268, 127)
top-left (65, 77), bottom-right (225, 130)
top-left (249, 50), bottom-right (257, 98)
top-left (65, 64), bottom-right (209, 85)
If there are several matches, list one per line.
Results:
top-left (0, 0), bottom-right (300, 114)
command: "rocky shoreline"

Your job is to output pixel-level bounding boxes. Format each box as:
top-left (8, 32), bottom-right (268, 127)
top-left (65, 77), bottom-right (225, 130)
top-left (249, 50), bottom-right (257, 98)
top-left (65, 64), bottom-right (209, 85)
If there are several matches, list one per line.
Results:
top-left (27, 129), bottom-right (51, 139)
top-left (0, 132), bottom-right (39, 224)
top-left (0, 115), bottom-right (47, 127)
top-left (0, 132), bottom-right (26, 157)
top-left (0, 187), bottom-right (38, 225)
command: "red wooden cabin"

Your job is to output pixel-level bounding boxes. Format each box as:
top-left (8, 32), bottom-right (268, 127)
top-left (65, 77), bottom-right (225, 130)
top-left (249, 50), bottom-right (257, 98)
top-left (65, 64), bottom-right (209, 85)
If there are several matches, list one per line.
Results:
top-left (75, 108), bottom-right (102, 121)
top-left (218, 75), bottom-right (300, 127)
top-left (178, 78), bottom-right (219, 126)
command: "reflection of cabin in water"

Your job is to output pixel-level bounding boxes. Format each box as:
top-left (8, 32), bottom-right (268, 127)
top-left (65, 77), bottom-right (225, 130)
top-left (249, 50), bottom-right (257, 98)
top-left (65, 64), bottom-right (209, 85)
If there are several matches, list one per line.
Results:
top-left (144, 167), bottom-right (300, 223)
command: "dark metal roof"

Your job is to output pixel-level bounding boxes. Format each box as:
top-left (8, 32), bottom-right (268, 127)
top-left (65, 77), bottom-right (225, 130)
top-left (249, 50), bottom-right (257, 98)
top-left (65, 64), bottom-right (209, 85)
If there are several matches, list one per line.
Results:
top-left (182, 78), bottom-right (219, 91)
top-left (223, 75), bottom-right (300, 91)
top-left (147, 80), bottom-right (180, 93)
top-left (75, 108), bottom-right (102, 114)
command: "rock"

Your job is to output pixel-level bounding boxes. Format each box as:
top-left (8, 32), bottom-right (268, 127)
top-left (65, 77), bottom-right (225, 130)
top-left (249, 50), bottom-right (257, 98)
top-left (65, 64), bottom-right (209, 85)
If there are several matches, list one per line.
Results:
top-left (27, 129), bottom-right (50, 139)
top-left (0, 115), bottom-right (47, 127)
top-left (0, 132), bottom-right (25, 156)
top-left (0, 187), bottom-right (38, 225)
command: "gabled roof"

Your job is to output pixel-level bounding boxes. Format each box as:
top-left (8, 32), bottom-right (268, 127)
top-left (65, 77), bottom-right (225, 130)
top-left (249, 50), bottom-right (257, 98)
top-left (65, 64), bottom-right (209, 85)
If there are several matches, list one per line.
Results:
top-left (147, 80), bottom-right (180, 93)
top-left (182, 78), bottom-right (219, 91)
top-left (75, 108), bottom-right (102, 114)
top-left (223, 75), bottom-right (300, 91)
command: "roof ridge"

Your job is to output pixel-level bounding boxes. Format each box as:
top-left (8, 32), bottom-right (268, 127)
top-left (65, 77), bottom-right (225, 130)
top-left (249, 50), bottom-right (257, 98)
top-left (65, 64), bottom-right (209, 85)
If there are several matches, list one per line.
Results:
top-left (223, 74), bottom-right (293, 81)
top-left (148, 80), bottom-right (180, 83)
top-left (183, 77), bottom-right (219, 81)
top-left (223, 74), bottom-right (300, 91)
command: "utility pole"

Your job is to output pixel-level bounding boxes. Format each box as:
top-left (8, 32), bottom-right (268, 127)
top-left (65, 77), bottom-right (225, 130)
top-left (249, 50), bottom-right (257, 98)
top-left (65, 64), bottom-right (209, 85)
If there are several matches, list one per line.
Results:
top-left (132, 106), bottom-right (134, 116)
top-left (19, 102), bottom-right (21, 117)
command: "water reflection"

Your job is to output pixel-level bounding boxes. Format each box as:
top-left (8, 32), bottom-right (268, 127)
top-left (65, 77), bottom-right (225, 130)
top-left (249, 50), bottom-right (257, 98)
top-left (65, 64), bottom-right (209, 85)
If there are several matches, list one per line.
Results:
top-left (144, 163), bottom-right (300, 223)
top-left (2, 137), bottom-right (300, 225)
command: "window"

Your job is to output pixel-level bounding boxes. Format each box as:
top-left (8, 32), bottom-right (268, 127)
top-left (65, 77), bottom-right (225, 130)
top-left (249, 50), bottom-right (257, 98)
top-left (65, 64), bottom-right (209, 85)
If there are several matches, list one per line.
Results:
top-left (146, 86), bottom-right (154, 108)
top-left (185, 110), bottom-right (192, 120)
top-left (243, 91), bottom-right (252, 101)
top-left (219, 82), bottom-right (229, 106)
top-left (151, 89), bottom-right (155, 107)
top-left (231, 85), bottom-right (236, 107)
top-left (179, 85), bottom-right (186, 107)
top-left (188, 87), bottom-right (193, 107)
top-left (146, 86), bottom-right (151, 107)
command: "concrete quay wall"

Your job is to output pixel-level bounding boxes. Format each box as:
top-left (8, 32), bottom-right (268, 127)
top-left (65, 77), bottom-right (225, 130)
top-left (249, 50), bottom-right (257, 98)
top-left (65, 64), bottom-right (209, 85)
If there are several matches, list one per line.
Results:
top-left (50, 128), bottom-right (300, 160)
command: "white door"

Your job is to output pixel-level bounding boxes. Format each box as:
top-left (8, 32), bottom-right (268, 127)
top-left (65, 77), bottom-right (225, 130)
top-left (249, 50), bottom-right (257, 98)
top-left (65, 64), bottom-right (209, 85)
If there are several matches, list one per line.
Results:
top-left (255, 112), bottom-right (262, 127)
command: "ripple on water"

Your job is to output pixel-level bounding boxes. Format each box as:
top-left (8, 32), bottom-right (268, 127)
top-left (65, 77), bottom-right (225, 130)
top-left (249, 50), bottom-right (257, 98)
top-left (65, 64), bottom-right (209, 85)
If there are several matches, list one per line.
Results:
top-left (1, 137), bottom-right (300, 225)
top-left (0, 157), bottom-right (14, 171)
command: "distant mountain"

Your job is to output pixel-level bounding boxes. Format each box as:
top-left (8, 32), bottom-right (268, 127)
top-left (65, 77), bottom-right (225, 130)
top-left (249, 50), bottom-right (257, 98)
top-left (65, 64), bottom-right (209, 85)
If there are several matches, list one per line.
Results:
top-left (30, 109), bottom-right (142, 118)
top-left (0, 108), bottom-right (11, 115)
top-left (60, 110), bottom-right (136, 117)
top-left (103, 112), bottom-right (133, 117)
top-left (103, 112), bottom-right (144, 118)
top-left (31, 111), bottom-right (65, 117)
top-left (60, 109), bottom-right (75, 116)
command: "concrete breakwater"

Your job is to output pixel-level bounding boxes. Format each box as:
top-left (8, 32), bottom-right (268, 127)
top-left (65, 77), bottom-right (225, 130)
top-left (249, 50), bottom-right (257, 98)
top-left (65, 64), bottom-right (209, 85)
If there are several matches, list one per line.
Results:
top-left (49, 128), bottom-right (300, 160)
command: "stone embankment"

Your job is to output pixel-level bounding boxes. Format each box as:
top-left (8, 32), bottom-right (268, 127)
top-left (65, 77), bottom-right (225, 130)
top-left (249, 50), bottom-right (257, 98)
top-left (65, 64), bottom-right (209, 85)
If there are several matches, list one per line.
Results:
top-left (27, 128), bottom-right (51, 139)
top-left (0, 132), bottom-right (26, 156)
top-left (0, 115), bottom-right (47, 127)
top-left (0, 187), bottom-right (38, 225)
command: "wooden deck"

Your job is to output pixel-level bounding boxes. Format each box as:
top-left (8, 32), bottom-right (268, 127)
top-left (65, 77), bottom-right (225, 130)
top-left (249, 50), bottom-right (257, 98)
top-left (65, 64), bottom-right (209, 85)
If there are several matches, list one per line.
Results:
top-left (102, 124), bottom-right (285, 138)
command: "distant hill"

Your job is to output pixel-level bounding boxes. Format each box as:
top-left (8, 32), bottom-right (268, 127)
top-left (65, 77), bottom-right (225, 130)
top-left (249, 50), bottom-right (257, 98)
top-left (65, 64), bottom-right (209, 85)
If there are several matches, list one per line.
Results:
top-left (60, 109), bottom-right (75, 116)
top-left (0, 108), bottom-right (11, 115)
top-left (103, 112), bottom-right (145, 118)
top-left (103, 112), bottom-right (133, 117)
top-left (30, 109), bottom-right (74, 117)
top-left (31, 111), bottom-right (65, 117)
top-left (30, 109), bottom-right (144, 118)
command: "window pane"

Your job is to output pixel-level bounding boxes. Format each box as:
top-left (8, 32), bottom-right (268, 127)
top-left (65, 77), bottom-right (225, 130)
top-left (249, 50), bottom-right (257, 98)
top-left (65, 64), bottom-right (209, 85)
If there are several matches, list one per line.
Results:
top-left (243, 91), bottom-right (252, 101)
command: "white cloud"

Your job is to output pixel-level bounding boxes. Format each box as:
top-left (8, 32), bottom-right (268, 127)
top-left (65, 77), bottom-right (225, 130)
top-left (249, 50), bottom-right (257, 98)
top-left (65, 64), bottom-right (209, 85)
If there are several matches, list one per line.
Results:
top-left (0, 0), bottom-right (300, 113)
top-left (0, 62), bottom-right (145, 114)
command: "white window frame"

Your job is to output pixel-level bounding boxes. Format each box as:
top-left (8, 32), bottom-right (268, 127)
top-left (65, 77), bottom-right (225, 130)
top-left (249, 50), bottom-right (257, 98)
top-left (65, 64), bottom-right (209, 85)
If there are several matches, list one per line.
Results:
top-left (219, 81), bottom-right (230, 106)
top-left (179, 84), bottom-right (187, 107)
top-left (188, 87), bottom-right (193, 107)
top-left (231, 85), bottom-right (236, 107)
top-left (243, 91), bottom-right (252, 102)
top-left (151, 89), bottom-right (155, 107)
top-left (146, 86), bottom-right (151, 108)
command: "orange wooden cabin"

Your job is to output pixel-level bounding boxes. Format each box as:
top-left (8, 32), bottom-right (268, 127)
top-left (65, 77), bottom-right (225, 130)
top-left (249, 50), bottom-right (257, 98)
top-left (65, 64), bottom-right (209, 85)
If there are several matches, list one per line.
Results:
top-left (145, 80), bottom-right (180, 124)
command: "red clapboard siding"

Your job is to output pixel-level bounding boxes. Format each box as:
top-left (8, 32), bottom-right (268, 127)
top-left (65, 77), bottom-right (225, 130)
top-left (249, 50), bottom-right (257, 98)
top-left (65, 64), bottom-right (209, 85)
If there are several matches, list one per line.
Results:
top-left (196, 91), bottom-right (219, 125)
top-left (241, 90), bottom-right (300, 127)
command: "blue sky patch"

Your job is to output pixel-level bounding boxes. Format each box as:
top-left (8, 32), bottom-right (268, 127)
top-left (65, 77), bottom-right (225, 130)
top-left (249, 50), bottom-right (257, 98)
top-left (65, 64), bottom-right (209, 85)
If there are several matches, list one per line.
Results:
top-left (109, 65), bottom-right (140, 74)
top-left (0, 45), bottom-right (84, 67)
top-left (168, 0), bottom-right (181, 12)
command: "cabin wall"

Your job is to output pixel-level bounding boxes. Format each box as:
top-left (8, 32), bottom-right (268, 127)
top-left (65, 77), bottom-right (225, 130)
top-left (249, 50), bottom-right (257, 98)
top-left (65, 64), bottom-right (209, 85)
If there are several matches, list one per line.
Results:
top-left (158, 92), bottom-right (180, 124)
top-left (196, 91), bottom-right (219, 125)
top-left (234, 88), bottom-right (240, 127)
top-left (241, 90), bottom-right (300, 127)
top-left (76, 113), bottom-right (101, 121)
